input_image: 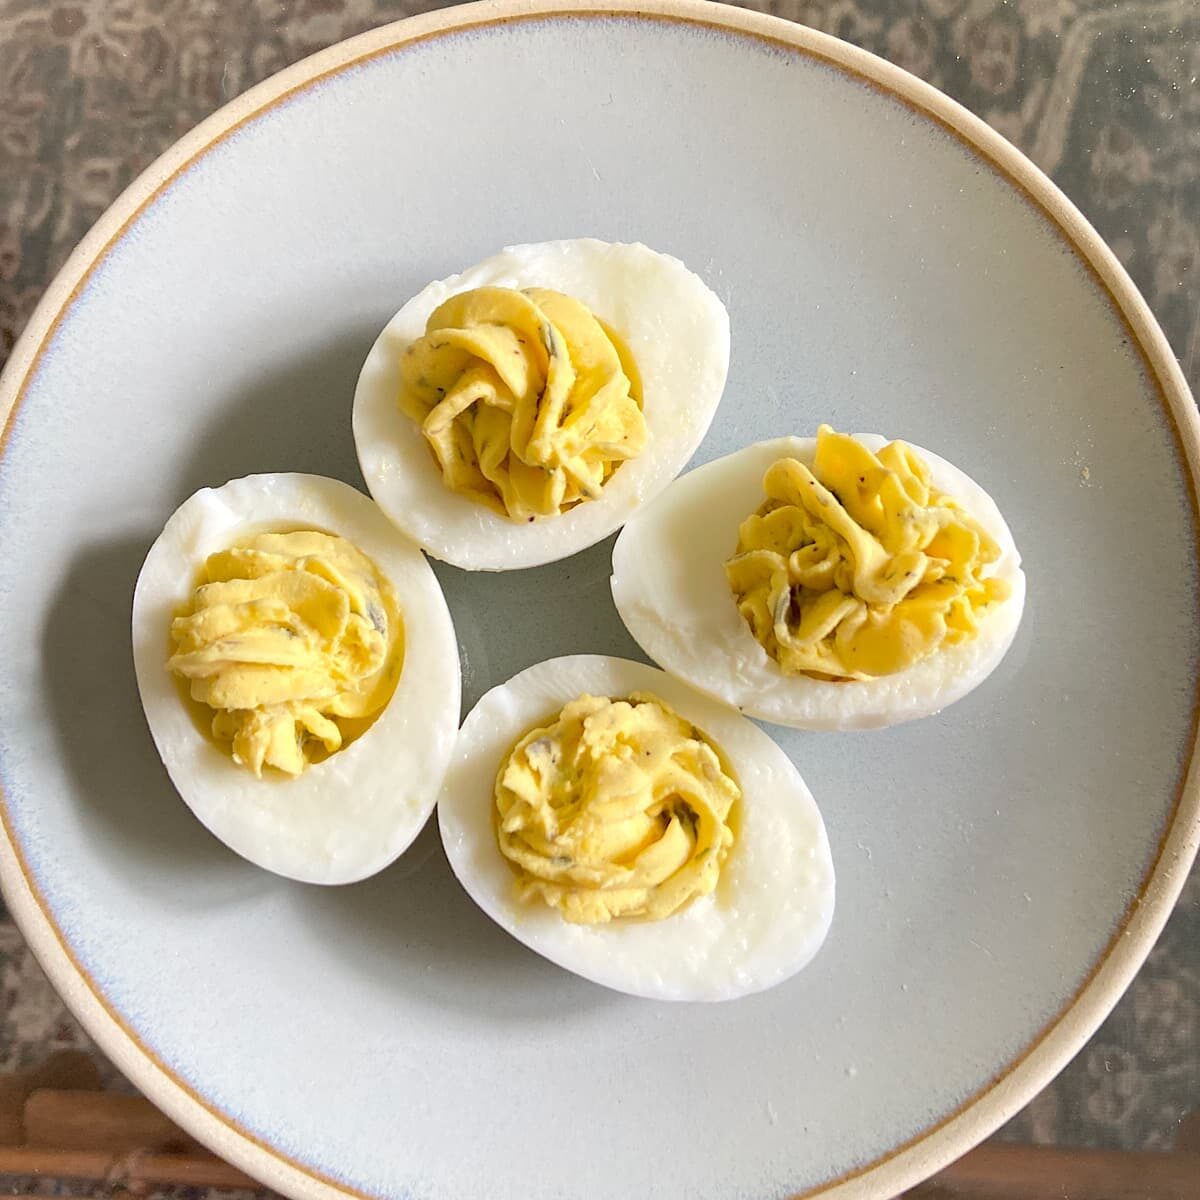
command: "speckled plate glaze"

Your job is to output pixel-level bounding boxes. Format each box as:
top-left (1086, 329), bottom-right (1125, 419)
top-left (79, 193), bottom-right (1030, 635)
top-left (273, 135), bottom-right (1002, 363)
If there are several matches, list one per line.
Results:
top-left (0, 3), bottom-right (1197, 1198)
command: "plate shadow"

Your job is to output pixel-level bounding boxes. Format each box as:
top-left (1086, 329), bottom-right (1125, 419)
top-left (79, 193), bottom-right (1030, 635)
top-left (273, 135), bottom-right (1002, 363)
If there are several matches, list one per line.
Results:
top-left (40, 535), bottom-right (258, 904)
top-left (296, 820), bottom-right (620, 1023)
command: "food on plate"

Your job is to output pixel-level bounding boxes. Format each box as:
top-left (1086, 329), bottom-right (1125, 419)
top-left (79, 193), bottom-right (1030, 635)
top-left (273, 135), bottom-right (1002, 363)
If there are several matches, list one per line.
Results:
top-left (438, 655), bottom-right (835, 1001)
top-left (132, 473), bottom-right (460, 884)
top-left (495, 693), bottom-right (738, 925)
top-left (167, 528), bottom-right (402, 779)
top-left (354, 238), bottom-right (729, 570)
top-left (398, 286), bottom-right (646, 522)
top-left (611, 427), bottom-right (1025, 730)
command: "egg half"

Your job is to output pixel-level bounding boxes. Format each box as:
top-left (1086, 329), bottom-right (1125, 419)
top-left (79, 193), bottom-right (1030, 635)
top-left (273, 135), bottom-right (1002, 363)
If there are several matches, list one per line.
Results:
top-left (611, 436), bottom-right (1026, 731)
top-left (353, 239), bottom-right (730, 571)
top-left (438, 655), bottom-right (835, 1002)
top-left (132, 473), bottom-right (461, 884)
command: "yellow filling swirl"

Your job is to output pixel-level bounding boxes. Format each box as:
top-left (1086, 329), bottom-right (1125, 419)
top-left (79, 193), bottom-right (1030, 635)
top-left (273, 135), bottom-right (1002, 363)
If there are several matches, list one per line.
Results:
top-left (168, 531), bottom-right (403, 777)
top-left (725, 426), bottom-right (1010, 680)
top-left (398, 286), bottom-right (646, 521)
top-left (495, 694), bottom-right (738, 924)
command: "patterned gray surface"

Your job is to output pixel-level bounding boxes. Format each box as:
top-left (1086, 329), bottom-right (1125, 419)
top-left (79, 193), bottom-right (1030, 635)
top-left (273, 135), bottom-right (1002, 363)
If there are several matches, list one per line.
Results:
top-left (1, 0), bottom-right (1198, 1191)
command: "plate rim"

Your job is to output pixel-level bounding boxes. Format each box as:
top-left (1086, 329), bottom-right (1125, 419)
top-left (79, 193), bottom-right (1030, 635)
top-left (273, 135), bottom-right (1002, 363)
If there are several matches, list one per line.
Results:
top-left (1, 1), bottom-right (1197, 1197)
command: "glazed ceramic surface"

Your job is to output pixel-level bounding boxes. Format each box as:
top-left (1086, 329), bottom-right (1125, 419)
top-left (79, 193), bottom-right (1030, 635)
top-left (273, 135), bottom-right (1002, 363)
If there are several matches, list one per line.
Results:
top-left (0, 3), bottom-right (1197, 1199)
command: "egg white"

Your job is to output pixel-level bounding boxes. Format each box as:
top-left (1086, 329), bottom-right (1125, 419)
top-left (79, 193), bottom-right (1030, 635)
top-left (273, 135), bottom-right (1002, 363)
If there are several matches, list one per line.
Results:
top-left (353, 239), bottom-right (730, 571)
top-left (611, 436), bottom-right (1026, 731)
top-left (132, 473), bottom-right (461, 885)
top-left (438, 655), bottom-right (835, 1002)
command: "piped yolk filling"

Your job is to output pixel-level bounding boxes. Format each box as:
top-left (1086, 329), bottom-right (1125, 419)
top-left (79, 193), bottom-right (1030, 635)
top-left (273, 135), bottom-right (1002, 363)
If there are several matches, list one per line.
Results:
top-left (398, 286), bottom-right (646, 522)
top-left (168, 530), bottom-right (403, 777)
top-left (494, 694), bottom-right (738, 925)
top-left (725, 425), bottom-right (1010, 681)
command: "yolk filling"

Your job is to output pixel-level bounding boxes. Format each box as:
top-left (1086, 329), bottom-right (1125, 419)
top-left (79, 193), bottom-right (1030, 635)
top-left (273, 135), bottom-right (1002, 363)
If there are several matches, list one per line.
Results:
top-left (168, 530), bottom-right (403, 777)
top-left (725, 425), bottom-right (1011, 681)
top-left (397, 286), bottom-right (647, 522)
top-left (494, 694), bottom-right (738, 924)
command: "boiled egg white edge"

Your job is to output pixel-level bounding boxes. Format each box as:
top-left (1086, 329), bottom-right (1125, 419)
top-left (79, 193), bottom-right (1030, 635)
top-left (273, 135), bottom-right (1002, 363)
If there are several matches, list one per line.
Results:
top-left (437, 654), bottom-right (835, 1002)
top-left (611, 436), bottom-right (1027, 731)
top-left (353, 239), bottom-right (730, 571)
top-left (132, 473), bottom-right (461, 885)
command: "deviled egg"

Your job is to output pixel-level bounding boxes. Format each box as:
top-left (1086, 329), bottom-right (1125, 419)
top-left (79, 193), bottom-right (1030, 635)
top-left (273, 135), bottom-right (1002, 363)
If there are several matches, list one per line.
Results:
top-left (438, 655), bottom-right (835, 1002)
top-left (132, 473), bottom-right (460, 884)
top-left (354, 239), bottom-right (730, 571)
top-left (612, 427), bottom-right (1025, 730)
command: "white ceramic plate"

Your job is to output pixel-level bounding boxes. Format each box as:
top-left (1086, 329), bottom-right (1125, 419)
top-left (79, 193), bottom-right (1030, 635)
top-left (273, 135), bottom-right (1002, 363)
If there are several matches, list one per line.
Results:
top-left (1, 3), bottom-right (1197, 1199)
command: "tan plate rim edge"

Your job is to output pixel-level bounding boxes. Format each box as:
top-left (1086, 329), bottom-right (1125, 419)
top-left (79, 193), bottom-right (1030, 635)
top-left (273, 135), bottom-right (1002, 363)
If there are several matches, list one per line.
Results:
top-left (0, 2), bottom-right (1197, 1198)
